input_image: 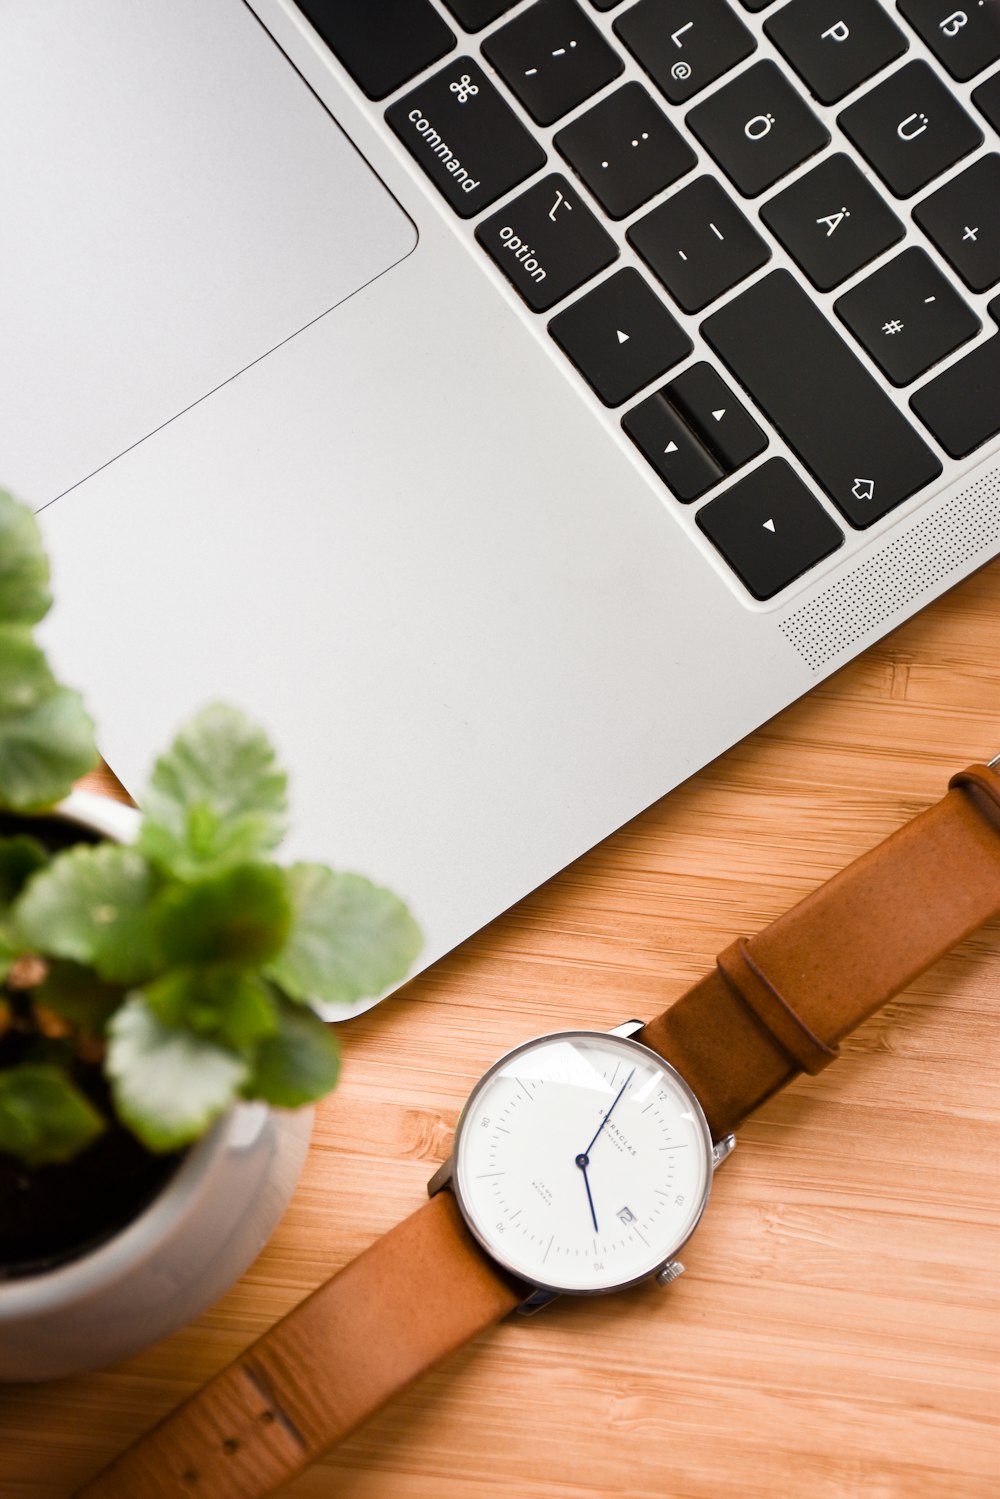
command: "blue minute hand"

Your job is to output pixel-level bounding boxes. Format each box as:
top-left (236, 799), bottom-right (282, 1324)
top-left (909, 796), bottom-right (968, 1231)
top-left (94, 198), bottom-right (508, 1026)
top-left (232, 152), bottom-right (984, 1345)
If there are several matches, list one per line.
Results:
top-left (582, 1068), bottom-right (635, 1159)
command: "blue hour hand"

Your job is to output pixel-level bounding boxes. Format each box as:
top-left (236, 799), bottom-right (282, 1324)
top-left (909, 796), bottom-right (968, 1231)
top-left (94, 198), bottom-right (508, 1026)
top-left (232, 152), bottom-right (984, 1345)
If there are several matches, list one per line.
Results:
top-left (575, 1152), bottom-right (599, 1234)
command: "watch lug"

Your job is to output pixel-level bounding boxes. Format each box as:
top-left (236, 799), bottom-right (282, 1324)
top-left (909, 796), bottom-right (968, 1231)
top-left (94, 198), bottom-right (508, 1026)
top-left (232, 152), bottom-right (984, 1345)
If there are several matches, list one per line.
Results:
top-left (711, 1134), bottom-right (736, 1170)
top-left (516, 1286), bottom-right (561, 1316)
top-left (426, 1156), bottom-right (454, 1197)
top-left (608, 1019), bottom-right (644, 1038)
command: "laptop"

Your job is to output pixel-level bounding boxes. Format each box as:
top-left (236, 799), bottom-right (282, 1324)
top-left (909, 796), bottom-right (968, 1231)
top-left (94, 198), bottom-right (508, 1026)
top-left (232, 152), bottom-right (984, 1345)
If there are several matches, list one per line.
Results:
top-left (4, 0), bottom-right (998, 1015)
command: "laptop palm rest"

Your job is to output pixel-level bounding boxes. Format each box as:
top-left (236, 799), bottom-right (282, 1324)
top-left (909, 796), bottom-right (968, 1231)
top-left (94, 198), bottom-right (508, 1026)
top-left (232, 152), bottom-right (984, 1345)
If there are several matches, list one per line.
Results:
top-left (0, 0), bottom-right (415, 507)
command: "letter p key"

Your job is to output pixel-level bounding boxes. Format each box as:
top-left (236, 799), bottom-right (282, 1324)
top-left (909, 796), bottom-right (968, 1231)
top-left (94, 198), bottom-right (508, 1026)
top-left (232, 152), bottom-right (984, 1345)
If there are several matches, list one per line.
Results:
top-left (821, 21), bottom-right (850, 43)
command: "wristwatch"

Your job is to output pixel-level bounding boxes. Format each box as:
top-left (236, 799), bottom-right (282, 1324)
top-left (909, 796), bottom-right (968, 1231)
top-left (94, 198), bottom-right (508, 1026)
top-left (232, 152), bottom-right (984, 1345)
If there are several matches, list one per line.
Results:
top-left (78, 761), bottom-right (1000, 1499)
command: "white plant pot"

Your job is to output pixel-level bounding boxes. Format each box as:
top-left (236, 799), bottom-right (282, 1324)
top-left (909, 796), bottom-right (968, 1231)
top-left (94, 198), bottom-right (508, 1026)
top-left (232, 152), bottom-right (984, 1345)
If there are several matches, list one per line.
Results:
top-left (0, 790), bottom-right (314, 1382)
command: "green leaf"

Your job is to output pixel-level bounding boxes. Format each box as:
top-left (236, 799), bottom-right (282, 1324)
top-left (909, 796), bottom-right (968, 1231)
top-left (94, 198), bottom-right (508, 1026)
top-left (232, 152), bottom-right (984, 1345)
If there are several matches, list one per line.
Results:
top-left (151, 863), bottom-right (291, 966)
top-left (137, 704), bottom-right (288, 880)
top-left (0, 664), bottom-right (99, 813)
top-left (35, 959), bottom-right (124, 1032)
top-left (0, 490), bottom-right (51, 626)
top-left (244, 998), bottom-right (340, 1108)
top-left (106, 993), bottom-right (248, 1152)
top-left (13, 843), bottom-right (159, 984)
top-left (0, 627), bottom-right (57, 714)
top-left (0, 1063), bottom-right (106, 1166)
top-left (266, 863), bottom-right (422, 1008)
top-left (143, 966), bottom-right (278, 1050)
top-left (0, 833), bottom-right (49, 904)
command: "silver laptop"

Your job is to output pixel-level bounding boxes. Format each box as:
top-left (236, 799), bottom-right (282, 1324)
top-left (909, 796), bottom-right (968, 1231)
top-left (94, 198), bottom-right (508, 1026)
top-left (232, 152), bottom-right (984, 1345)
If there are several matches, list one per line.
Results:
top-left (4, 0), bottom-right (998, 1014)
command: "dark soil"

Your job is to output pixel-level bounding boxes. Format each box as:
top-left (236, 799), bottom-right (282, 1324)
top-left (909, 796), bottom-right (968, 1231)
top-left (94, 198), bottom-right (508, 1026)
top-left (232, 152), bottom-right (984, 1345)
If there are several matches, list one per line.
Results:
top-left (0, 810), bottom-right (183, 1278)
top-left (0, 1062), bottom-right (183, 1278)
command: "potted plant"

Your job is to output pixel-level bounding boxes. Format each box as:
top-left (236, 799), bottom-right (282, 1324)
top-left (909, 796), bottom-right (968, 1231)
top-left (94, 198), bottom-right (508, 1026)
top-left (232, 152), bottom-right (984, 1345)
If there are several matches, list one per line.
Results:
top-left (0, 489), bottom-right (421, 1380)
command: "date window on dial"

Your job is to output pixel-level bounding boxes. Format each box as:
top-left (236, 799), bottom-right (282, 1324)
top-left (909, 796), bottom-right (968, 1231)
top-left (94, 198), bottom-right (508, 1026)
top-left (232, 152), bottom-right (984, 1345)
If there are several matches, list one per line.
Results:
top-left (617, 1205), bottom-right (636, 1226)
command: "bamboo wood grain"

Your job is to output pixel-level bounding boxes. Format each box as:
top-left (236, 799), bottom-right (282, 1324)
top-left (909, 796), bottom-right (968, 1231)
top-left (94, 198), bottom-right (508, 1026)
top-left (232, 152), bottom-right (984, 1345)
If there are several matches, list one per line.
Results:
top-left (3, 560), bottom-right (999, 1499)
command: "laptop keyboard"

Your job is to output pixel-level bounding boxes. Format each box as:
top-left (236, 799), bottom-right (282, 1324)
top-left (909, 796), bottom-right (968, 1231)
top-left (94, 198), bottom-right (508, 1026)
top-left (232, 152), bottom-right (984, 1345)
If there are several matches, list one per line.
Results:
top-left (296, 0), bottom-right (1000, 602)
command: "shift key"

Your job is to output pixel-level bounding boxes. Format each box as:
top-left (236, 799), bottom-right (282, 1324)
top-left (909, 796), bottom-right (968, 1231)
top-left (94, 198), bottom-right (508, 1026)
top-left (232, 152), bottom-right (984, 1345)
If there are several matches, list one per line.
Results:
top-left (702, 270), bottom-right (942, 528)
top-left (387, 58), bottom-right (545, 219)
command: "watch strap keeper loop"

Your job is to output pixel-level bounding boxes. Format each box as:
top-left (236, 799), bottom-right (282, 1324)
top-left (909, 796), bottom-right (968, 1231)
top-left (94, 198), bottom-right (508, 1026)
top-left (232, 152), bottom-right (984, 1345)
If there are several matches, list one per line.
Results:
top-left (715, 938), bottom-right (839, 1076)
top-left (948, 765), bottom-right (1000, 828)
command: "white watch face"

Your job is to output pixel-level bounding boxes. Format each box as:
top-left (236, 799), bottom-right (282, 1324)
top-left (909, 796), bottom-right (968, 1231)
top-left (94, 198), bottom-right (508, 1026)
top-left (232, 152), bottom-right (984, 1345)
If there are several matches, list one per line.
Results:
top-left (452, 1031), bottom-right (714, 1294)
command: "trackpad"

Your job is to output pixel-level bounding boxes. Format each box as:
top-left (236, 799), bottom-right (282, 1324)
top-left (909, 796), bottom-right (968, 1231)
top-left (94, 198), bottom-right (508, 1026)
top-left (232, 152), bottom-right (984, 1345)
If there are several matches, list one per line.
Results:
top-left (0, 0), bottom-right (415, 504)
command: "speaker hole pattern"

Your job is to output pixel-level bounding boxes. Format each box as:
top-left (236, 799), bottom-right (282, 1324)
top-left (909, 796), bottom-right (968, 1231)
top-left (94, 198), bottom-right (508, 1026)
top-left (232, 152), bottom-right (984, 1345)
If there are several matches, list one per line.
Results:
top-left (780, 470), bottom-right (1000, 672)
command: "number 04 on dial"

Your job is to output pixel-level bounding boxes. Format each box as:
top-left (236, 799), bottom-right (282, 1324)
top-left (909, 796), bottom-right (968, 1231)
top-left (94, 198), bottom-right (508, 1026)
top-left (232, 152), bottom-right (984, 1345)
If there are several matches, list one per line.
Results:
top-left (433, 1030), bottom-right (721, 1297)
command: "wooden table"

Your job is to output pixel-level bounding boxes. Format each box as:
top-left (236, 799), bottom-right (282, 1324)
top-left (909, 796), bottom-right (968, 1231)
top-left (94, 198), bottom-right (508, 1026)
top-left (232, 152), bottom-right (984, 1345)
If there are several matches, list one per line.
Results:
top-left (4, 561), bottom-right (1000, 1499)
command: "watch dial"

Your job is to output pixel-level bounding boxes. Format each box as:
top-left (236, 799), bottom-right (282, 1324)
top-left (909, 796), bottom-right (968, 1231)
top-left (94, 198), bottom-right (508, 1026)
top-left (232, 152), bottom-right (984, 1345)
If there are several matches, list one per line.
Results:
top-left (453, 1031), bottom-right (713, 1294)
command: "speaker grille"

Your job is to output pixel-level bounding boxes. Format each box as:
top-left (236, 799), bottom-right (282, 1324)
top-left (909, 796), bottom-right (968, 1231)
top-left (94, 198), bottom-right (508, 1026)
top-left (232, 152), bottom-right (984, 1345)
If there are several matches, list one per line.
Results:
top-left (780, 469), bottom-right (1000, 672)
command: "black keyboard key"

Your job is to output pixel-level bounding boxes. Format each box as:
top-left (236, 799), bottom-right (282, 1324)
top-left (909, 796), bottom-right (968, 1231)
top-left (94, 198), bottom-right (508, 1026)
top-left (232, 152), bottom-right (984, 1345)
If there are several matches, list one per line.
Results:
top-left (686, 60), bottom-right (830, 197)
top-left (387, 59), bottom-right (546, 219)
top-left (295, 0), bottom-right (455, 100)
top-left (991, 293), bottom-right (1000, 324)
top-left (913, 155), bottom-right (1000, 292)
top-left (664, 363), bottom-right (767, 470)
top-left (702, 269), bottom-right (943, 526)
top-left (549, 268), bottom-right (692, 404)
top-left (765, 0), bottom-right (907, 104)
top-left (623, 394), bottom-right (725, 500)
top-left (739, 0), bottom-right (779, 9)
top-left (554, 83), bottom-right (696, 219)
top-left (442, 0), bottom-right (516, 30)
top-left (838, 61), bottom-right (984, 197)
top-left (613, 0), bottom-right (756, 106)
top-left (476, 173), bottom-right (618, 311)
top-left (897, 0), bottom-right (1000, 82)
top-left (834, 246), bottom-right (980, 385)
top-left (972, 70), bottom-right (1000, 131)
top-left (910, 334), bottom-right (1000, 455)
top-left (628, 176), bottom-right (771, 312)
top-left (697, 458), bottom-right (843, 599)
top-left (760, 153), bottom-right (905, 290)
top-left (482, 0), bottom-right (623, 125)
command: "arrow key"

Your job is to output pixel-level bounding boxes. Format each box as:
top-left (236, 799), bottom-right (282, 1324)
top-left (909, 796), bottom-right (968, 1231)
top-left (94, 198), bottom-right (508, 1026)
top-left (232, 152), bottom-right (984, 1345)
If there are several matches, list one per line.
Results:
top-left (549, 267), bottom-right (692, 406)
top-left (622, 391), bottom-right (724, 501)
top-left (663, 361), bottom-right (767, 471)
top-left (697, 458), bottom-right (843, 599)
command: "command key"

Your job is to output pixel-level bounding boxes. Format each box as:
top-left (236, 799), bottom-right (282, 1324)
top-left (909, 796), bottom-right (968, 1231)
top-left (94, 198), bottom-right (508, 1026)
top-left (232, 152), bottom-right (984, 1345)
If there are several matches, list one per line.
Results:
top-left (386, 57), bottom-right (545, 219)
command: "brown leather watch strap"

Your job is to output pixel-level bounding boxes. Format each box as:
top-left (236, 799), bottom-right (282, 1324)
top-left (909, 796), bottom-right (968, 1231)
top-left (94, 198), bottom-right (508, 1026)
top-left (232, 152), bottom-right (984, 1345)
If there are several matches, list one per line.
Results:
top-left (78, 763), bottom-right (1000, 1499)
top-left (638, 763), bottom-right (1000, 1140)
top-left (75, 1191), bottom-right (523, 1499)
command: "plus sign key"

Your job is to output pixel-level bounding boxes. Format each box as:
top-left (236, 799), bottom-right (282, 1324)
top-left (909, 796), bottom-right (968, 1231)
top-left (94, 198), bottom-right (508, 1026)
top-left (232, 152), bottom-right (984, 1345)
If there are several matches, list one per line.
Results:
top-left (914, 154), bottom-right (1000, 292)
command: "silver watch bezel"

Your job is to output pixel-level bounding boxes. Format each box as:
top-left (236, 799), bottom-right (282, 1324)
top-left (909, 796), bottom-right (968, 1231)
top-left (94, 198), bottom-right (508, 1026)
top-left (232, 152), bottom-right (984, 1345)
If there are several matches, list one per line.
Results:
top-left (446, 1028), bottom-right (716, 1298)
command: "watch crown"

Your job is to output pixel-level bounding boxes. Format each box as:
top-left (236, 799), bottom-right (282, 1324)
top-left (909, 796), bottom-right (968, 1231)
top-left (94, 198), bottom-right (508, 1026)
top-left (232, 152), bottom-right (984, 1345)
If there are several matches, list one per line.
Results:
top-left (654, 1260), bottom-right (685, 1287)
top-left (711, 1134), bottom-right (736, 1170)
